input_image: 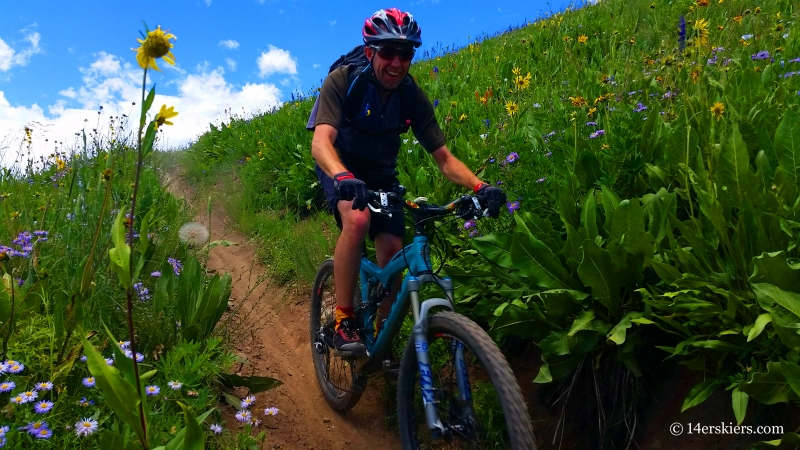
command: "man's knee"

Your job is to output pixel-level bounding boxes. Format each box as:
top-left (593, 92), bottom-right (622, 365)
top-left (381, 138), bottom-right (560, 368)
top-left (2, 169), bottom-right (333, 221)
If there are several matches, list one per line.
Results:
top-left (338, 203), bottom-right (370, 237)
top-left (375, 232), bottom-right (403, 266)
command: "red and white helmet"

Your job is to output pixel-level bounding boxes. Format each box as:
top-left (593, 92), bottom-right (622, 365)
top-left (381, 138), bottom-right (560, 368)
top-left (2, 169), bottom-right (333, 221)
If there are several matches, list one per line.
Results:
top-left (362, 8), bottom-right (422, 48)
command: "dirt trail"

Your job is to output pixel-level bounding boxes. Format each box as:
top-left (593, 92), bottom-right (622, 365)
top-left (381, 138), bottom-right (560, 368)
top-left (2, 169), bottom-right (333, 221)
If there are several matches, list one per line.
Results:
top-left (165, 172), bottom-right (400, 450)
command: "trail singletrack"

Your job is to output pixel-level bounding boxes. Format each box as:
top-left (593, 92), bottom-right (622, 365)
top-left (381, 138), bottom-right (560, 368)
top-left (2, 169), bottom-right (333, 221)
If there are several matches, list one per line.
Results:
top-left (165, 171), bottom-right (400, 450)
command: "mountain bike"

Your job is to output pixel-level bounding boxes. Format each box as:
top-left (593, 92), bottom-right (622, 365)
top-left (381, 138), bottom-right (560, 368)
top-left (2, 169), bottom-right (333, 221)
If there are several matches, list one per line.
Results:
top-left (310, 189), bottom-right (536, 449)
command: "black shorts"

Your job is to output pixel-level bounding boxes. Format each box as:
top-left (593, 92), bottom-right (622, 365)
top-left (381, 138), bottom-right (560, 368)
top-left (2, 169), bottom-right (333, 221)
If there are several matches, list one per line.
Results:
top-left (316, 165), bottom-right (405, 241)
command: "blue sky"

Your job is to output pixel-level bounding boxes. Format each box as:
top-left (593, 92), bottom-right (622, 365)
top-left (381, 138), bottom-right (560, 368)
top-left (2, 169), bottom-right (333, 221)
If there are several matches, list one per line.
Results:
top-left (0, 0), bottom-right (571, 165)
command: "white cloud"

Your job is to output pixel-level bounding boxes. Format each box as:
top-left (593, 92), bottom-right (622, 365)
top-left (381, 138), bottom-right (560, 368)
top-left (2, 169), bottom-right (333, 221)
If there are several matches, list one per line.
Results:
top-left (257, 45), bottom-right (297, 78)
top-left (0, 52), bottom-right (283, 166)
top-left (225, 58), bottom-right (237, 72)
top-left (205, 0), bottom-right (212, 5)
top-left (0, 29), bottom-right (42, 72)
top-left (329, 20), bottom-right (337, 26)
top-left (312, 63), bottom-right (320, 69)
top-left (218, 39), bottom-right (239, 50)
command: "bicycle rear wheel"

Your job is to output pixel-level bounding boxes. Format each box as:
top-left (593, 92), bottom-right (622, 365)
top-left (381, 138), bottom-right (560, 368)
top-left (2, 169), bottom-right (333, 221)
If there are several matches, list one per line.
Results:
top-left (310, 258), bottom-right (366, 411)
top-left (397, 311), bottom-right (536, 449)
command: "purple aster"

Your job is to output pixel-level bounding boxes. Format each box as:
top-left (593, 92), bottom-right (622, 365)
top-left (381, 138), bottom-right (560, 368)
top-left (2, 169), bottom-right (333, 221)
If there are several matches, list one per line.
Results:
top-left (79, 355), bottom-right (87, 362)
top-left (210, 423), bottom-right (223, 434)
top-left (235, 410), bottom-right (252, 423)
top-left (33, 401), bottom-right (54, 414)
top-left (589, 129), bottom-right (605, 139)
top-left (75, 418), bottom-right (98, 436)
top-left (634, 103), bottom-right (648, 113)
top-left (34, 427), bottom-right (53, 439)
top-left (463, 219), bottom-right (476, 230)
top-left (263, 407), bottom-right (279, 416)
top-left (707, 55), bottom-right (718, 65)
top-left (78, 397), bottom-right (94, 407)
top-left (22, 421), bottom-right (48, 436)
top-left (82, 377), bottom-right (96, 388)
top-left (585, 121), bottom-right (598, 127)
top-left (21, 390), bottom-right (37, 403)
top-left (506, 201), bottom-right (521, 214)
top-left (0, 381), bottom-right (15, 392)
top-left (145, 385), bottom-right (160, 396)
top-left (167, 257), bottom-right (182, 276)
top-left (790, 58), bottom-right (800, 63)
top-left (752, 51), bottom-right (770, 60)
top-left (506, 152), bottom-right (519, 163)
top-left (469, 229), bottom-right (479, 238)
top-left (150, 271), bottom-right (161, 278)
top-left (34, 381), bottom-right (53, 391)
top-left (545, 152), bottom-right (552, 157)
top-left (241, 395), bottom-right (257, 409)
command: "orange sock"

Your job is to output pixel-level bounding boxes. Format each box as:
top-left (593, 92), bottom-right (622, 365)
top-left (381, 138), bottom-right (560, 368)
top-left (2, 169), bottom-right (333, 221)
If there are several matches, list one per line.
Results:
top-left (335, 306), bottom-right (354, 331)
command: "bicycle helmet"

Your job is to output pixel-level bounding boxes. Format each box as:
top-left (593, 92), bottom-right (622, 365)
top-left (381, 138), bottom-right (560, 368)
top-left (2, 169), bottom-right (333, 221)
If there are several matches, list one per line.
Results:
top-left (362, 8), bottom-right (422, 48)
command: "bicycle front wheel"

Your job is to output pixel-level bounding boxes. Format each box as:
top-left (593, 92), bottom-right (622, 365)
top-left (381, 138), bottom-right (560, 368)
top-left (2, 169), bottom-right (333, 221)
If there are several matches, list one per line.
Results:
top-left (310, 258), bottom-right (365, 411)
top-left (397, 311), bottom-right (536, 449)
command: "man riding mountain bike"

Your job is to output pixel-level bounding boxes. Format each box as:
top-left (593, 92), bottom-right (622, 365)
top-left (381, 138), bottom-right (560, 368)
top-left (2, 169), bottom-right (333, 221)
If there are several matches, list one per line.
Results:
top-left (307, 7), bottom-right (506, 355)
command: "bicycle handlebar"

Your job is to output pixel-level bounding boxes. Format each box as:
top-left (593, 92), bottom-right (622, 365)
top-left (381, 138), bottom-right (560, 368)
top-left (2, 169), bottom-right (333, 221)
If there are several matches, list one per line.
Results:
top-left (365, 188), bottom-right (488, 221)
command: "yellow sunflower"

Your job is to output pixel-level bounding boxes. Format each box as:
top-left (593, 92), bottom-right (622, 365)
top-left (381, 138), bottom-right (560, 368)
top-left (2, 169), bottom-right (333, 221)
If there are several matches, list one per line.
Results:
top-left (569, 96), bottom-right (588, 108)
top-left (710, 102), bottom-right (724, 121)
top-left (514, 73), bottom-right (531, 91)
top-left (578, 35), bottom-right (588, 44)
top-left (505, 101), bottom-right (519, 116)
top-left (692, 18), bottom-right (709, 48)
top-left (134, 25), bottom-right (177, 71)
top-left (155, 104), bottom-right (179, 129)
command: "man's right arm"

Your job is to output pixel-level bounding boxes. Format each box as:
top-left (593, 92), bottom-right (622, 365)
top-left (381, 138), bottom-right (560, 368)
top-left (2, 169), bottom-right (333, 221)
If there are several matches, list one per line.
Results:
top-left (311, 124), bottom-right (347, 178)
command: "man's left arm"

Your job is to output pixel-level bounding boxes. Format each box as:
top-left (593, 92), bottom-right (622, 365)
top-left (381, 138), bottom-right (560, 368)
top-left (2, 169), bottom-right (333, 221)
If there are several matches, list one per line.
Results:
top-left (430, 146), bottom-right (484, 193)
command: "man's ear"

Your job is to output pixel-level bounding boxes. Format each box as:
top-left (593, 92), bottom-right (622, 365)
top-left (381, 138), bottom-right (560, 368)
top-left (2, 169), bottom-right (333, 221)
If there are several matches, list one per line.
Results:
top-left (364, 46), bottom-right (374, 59)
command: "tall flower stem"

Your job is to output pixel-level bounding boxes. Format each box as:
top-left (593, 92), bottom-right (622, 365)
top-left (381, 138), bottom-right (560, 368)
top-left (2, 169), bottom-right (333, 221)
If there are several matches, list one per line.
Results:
top-left (126, 67), bottom-right (149, 449)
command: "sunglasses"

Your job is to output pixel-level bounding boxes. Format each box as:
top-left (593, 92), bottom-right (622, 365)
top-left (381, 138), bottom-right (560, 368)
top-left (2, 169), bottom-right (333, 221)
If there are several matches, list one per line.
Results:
top-left (371, 45), bottom-right (415, 62)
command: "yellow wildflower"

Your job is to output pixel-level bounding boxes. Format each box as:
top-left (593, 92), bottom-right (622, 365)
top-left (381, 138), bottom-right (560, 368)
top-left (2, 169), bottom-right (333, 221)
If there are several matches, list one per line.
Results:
top-left (691, 69), bottom-right (701, 83)
top-left (697, 0), bottom-right (709, 6)
top-left (134, 25), bottom-right (177, 71)
top-left (733, 15), bottom-right (743, 23)
top-left (740, 39), bottom-right (750, 47)
top-left (514, 73), bottom-right (531, 91)
top-left (563, 36), bottom-right (572, 42)
top-left (56, 158), bottom-right (66, 171)
top-left (505, 101), bottom-right (519, 116)
top-left (459, 113), bottom-right (468, 122)
top-left (154, 105), bottom-right (179, 129)
top-left (710, 102), bottom-right (724, 121)
top-left (495, 56), bottom-right (500, 62)
top-left (450, 101), bottom-right (457, 108)
top-left (569, 96), bottom-right (588, 108)
top-left (587, 107), bottom-right (597, 118)
top-left (754, 6), bottom-right (760, 14)
top-left (578, 35), bottom-right (588, 44)
top-left (512, 67), bottom-right (521, 76)
top-left (692, 18), bottom-right (709, 48)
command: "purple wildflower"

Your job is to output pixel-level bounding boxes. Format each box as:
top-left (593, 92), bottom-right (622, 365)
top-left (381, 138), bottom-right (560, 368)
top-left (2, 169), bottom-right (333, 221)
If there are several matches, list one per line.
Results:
top-left (33, 401), bottom-right (54, 414)
top-left (678, 16), bottom-right (686, 51)
top-left (790, 58), bottom-right (800, 63)
top-left (506, 201), bottom-right (520, 214)
top-left (752, 51), bottom-right (770, 60)
top-left (167, 257), bottom-right (182, 276)
top-left (585, 121), bottom-right (598, 127)
top-left (145, 385), bottom-right (160, 396)
top-left (210, 424), bottom-right (223, 434)
top-left (536, 177), bottom-right (547, 183)
top-left (463, 219), bottom-right (476, 230)
top-left (433, 66), bottom-right (439, 73)
top-left (433, 99), bottom-right (439, 107)
top-left (82, 377), bottom-right (96, 388)
top-left (589, 129), bottom-right (605, 139)
top-left (506, 152), bottom-right (519, 163)
top-left (545, 152), bottom-right (552, 157)
top-left (634, 103), bottom-right (648, 113)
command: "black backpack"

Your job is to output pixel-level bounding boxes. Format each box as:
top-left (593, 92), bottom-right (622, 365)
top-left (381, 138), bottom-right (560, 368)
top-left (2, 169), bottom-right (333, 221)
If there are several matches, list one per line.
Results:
top-left (329, 45), bottom-right (417, 131)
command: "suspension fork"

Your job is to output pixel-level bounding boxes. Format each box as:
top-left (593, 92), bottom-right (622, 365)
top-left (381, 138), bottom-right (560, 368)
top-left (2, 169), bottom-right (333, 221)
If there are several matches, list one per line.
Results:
top-left (408, 276), bottom-right (462, 437)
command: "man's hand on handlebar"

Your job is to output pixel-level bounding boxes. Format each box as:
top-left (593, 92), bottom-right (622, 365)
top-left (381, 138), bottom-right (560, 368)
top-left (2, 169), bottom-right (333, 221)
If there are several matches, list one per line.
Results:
top-left (333, 172), bottom-right (368, 211)
top-left (475, 183), bottom-right (507, 218)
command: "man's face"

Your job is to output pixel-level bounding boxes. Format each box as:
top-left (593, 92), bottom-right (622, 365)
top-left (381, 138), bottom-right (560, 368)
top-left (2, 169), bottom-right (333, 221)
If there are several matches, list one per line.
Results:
top-left (366, 44), bottom-right (415, 90)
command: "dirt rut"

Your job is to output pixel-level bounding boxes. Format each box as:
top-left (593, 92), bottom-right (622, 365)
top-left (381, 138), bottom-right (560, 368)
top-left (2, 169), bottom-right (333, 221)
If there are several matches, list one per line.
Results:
top-left (166, 173), bottom-right (399, 450)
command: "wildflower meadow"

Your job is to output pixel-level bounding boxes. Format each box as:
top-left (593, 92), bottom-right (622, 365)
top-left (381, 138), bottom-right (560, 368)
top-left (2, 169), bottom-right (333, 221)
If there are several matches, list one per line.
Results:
top-left (0, 24), bottom-right (280, 449)
top-left (184, 0), bottom-right (800, 447)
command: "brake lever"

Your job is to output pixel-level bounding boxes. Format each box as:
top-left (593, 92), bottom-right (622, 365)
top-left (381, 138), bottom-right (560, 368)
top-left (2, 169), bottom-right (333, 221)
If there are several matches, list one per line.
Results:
top-left (367, 202), bottom-right (392, 218)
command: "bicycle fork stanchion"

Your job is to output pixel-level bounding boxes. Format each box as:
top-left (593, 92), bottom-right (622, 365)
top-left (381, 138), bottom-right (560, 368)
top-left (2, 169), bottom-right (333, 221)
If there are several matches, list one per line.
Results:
top-left (409, 277), bottom-right (448, 437)
top-left (452, 339), bottom-right (475, 429)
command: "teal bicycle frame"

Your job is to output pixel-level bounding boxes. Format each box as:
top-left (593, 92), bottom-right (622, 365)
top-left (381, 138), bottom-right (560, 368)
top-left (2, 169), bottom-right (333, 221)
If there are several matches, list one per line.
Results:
top-left (354, 192), bottom-right (483, 436)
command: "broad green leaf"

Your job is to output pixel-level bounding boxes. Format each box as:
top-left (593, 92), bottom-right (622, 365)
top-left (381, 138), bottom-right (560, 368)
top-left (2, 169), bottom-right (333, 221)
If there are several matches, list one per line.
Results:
top-left (681, 378), bottom-right (718, 412)
top-left (142, 120), bottom-right (158, 158)
top-left (82, 336), bottom-right (145, 443)
top-left (471, 233), bottom-right (514, 268)
top-left (747, 313), bottom-right (773, 342)
top-left (752, 283), bottom-right (800, 319)
top-left (568, 309), bottom-right (595, 337)
top-left (515, 212), bottom-right (562, 258)
top-left (751, 432), bottom-right (800, 449)
top-left (164, 407), bottom-right (215, 450)
top-left (177, 402), bottom-right (204, 450)
top-left (609, 199), bottom-right (652, 264)
top-left (140, 86), bottom-right (156, 128)
top-left (537, 329), bottom-right (600, 356)
top-left (533, 353), bottom-right (585, 384)
top-left (739, 361), bottom-right (800, 405)
top-left (577, 240), bottom-right (620, 315)
top-left (600, 185), bottom-right (622, 234)
top-left (651, 261), bottom-right (684, 286)
top-left (731, 388), bottom-right (748, 425)
top-left (607, 312), bottom-right (644, 345)
top-left (774, 109), bottom-right (800, 200)
top-left (0, 275), bottom-right (11, 324)
top-left (717, 123), bottom-right (757, 207)
top-left (580, 189), bottom-right (599, 242)
top-left (218, 373), bottom-right (283, 393)
top-left (108, 209), bottom-right (132, 289)
top-left (510, 231), bottom-right (576, 290)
